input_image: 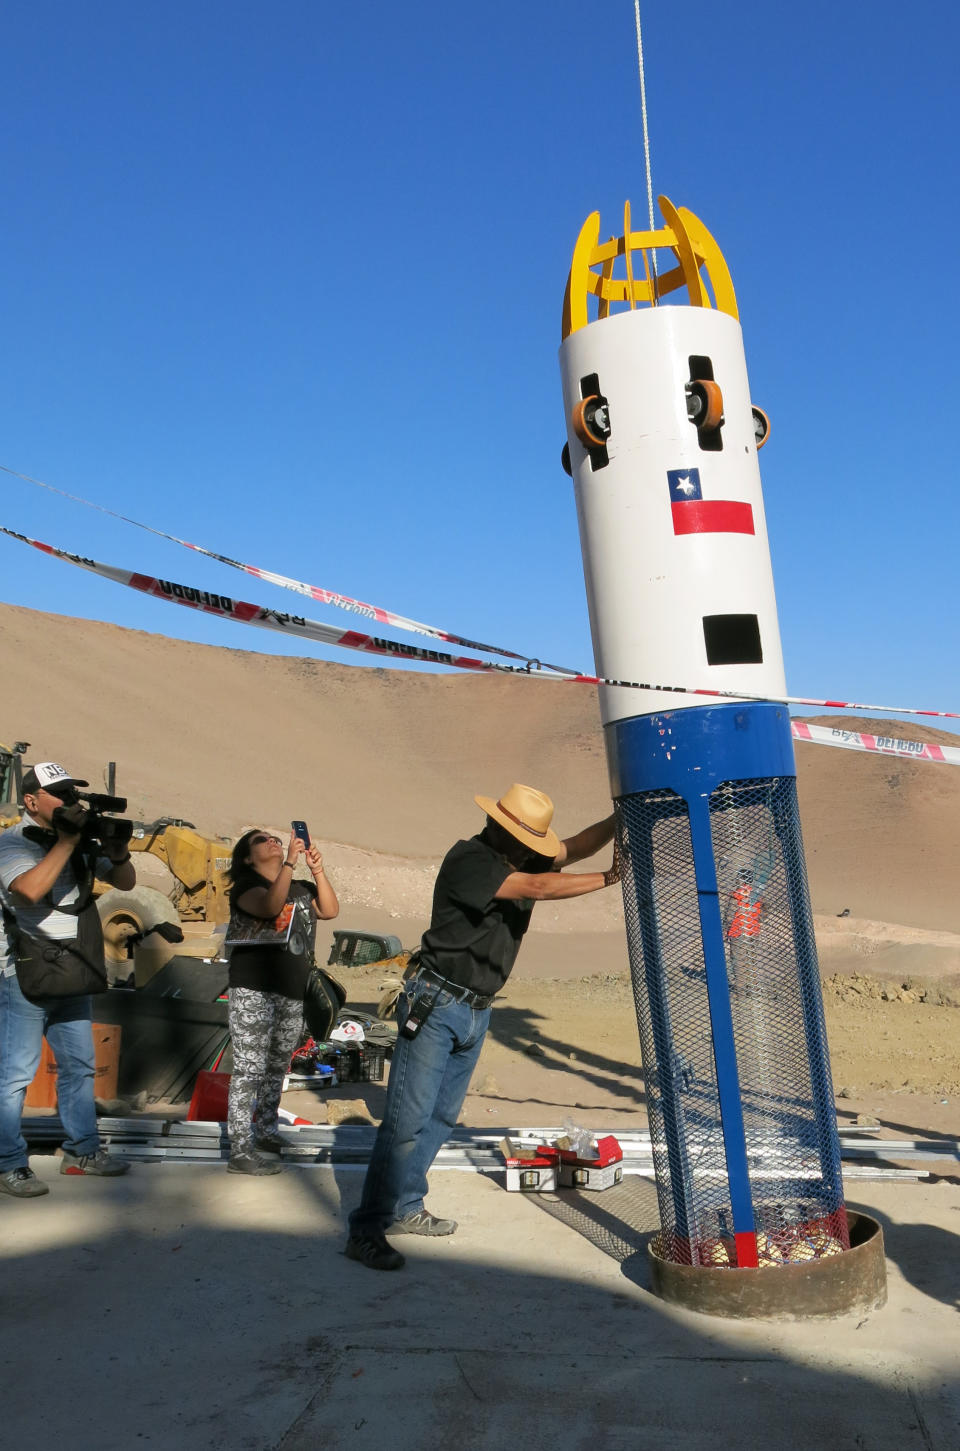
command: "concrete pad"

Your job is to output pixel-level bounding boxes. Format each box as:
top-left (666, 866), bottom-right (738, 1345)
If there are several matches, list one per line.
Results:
top-left (1, 1152), bottom-right (958, 1449)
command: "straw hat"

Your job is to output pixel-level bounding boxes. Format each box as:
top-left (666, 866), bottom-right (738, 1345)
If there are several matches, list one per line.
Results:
top-left (474, 783), bottom-right (560, 857)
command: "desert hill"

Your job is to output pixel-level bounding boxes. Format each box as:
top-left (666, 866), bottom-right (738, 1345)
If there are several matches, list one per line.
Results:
top-left (1, 602), bottom-right (957, 948)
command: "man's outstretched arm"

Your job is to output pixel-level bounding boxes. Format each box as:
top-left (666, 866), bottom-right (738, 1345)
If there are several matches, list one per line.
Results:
top-left (495, 844), bottom-right (620, 903)
top-left (554, 812), bottom-right (616, 866)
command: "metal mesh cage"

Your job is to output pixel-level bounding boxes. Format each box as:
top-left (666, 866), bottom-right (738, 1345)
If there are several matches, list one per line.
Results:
top-left (617, 777), bottom-right (848, 1269)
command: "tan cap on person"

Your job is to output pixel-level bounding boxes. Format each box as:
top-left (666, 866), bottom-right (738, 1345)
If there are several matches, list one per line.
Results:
top-left (474, 783), bottom-right (560, 857)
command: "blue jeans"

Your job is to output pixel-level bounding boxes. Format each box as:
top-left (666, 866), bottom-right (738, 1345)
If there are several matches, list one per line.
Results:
top-left (0, 973), bottom-right (100, 1171)
top-left (349, 980), bottom-right (491, 1235)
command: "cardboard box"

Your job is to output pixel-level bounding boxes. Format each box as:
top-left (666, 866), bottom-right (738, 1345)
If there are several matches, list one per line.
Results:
top-left (557, 1134), bottom-right (624, 1191)
top-left (500, 1136), bottom-right (560, 1193)
top-left (24, 1023), bottom-right (121, 1109)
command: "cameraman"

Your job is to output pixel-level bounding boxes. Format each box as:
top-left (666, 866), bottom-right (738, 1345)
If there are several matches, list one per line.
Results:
top-left (0, 762), bottom-right (135, 1197)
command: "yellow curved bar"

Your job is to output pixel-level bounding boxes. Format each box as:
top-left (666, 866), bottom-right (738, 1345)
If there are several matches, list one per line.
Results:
top-left (561, 195), bottom-right (739, 337)
top-left (622, 201), bottom-right (637, 313)
top-left (675, 205), bottom-right (739, 321)
top-left (562, 210), bottom-right (601, 340)
top-left (657, 196), bottom-right (708, 309)
top-left (597, 243), bottom-right (616, 321)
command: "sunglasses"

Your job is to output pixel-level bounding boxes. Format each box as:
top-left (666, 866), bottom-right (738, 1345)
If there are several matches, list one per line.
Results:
top-left (44, 785), bottom-right (80, 804)
top-left (250, 834), bottom-right (282, 847)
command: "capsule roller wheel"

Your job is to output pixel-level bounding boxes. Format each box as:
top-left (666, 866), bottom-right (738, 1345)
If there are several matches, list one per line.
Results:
top-left (688, 378), bottom-right (724, 431)
top-left (752, 405), bottom-right (771, 448)
top-left (571, 395), bottom-right (609, 449)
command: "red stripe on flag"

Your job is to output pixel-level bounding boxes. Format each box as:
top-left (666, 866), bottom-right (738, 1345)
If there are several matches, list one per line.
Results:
top-left (672, 500), bottom-right (755, 535)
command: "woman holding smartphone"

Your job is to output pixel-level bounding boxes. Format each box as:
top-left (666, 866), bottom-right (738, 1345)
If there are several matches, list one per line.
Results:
top-left (224, 826), bottom-right (339, 1175)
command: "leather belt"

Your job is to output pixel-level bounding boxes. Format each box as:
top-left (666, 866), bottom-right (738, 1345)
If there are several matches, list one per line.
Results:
top-left (414, 969), bottom-right (497, 1011)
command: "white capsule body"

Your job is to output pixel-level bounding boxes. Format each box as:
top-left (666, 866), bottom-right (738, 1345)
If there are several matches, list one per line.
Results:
top-left (559, 306), bottom-right (786, 726)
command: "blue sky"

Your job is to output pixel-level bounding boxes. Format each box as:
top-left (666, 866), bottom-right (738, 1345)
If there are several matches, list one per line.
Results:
top-left (2, 2), bottom-right (957, 731)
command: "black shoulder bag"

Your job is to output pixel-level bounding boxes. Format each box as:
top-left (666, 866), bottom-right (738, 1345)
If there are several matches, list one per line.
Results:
top-left (4, 837), bottom-right (108, 1004)
top-left (303, 965), bottom-right (347, 1042)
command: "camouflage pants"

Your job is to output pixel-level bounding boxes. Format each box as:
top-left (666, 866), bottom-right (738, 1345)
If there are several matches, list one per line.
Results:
top-left (227, 987), bottom-right (304, 1154)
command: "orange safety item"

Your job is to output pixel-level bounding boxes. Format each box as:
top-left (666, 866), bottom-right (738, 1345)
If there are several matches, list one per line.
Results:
top-left (727, 883), bottom-right (762, 939)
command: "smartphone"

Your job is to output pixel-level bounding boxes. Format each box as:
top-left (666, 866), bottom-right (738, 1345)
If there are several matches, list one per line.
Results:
top-left (291, 819), bottom-right (311, 849)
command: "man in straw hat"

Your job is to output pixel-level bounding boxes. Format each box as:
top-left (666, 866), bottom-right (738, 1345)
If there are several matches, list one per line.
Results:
top-left (345, 784), bottom-right (618, 1271)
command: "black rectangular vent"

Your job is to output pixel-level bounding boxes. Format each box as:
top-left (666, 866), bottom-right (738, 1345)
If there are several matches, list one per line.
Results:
top-left (703, 614), bottom-right (763, 666)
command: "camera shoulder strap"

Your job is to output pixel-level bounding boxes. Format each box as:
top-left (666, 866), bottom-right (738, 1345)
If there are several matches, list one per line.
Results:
top-left (1, 901), bottom-right (21, 952)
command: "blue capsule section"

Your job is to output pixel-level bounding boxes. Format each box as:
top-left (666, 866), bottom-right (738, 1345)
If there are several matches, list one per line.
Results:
top-left (607, 701), bottom-right (797, 800)
top-left (608, 703), bottom-right (848, 1268)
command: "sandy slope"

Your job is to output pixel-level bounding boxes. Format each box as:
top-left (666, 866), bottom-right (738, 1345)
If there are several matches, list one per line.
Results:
top-left (3, 600), bottom-right (958, 1136)
top-left (1, 600), bottom-right (957, 936)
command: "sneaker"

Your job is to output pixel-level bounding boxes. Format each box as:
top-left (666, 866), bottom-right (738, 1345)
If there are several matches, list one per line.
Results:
top-left (344, 1232), bottom-right (405, 1271)
top-left (227, 1151), bottom-right (283, 1176)
top-left (389, 1209), bottom-right (458, 1236)
top-left (0, 1166), bottom-right (50, 1198)
top-left (254, 1135), bottom-right (287, 1155)
top-left (60, 1149), bottom-right (129, 1177)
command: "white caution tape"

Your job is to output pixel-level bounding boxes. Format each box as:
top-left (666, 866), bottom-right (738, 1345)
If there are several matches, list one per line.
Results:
top-left (0, 462), bottom-right (575, 673)
top-left (791, 721), bottom-right (960, 765)
top-left (0, 525), bottom-right (535, 676)
top-left (2, 519), bottom-right (958, 725)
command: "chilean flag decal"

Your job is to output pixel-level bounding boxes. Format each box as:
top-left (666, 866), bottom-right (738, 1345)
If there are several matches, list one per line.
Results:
top-left (667, 468), bottom-right (755, 536)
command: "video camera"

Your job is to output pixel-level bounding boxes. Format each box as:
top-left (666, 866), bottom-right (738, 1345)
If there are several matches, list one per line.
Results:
top-left (51, 789), bottom-right (134, 847)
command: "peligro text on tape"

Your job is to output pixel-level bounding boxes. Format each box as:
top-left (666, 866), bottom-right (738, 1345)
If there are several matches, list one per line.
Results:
top-left (0, 526), bottom-right (523, 675)
top-left (0, 462), bottom-right (575, 674)
top-left (791, 721), bottom-right (960, 766)
top-left (2, 521), bottom-right (958, 724)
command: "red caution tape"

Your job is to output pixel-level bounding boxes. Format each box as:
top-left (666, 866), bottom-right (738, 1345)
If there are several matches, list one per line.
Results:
top-left (791, 721), bottom-right (960, 765)
top-left (0, 525), bottom-right (530, 675)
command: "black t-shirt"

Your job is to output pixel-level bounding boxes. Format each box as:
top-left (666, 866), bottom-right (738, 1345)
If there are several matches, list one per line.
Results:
top-left (227, 874), bottom-right (319, 1000)
top-left (418, 835), bottom-right (534, 996)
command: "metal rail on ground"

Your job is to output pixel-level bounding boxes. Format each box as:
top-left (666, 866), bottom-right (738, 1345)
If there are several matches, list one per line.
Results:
top-left (20, 1116), bottom-right (955, 1180)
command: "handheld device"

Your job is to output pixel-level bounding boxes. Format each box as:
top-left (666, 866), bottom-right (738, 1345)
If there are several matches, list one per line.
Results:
top-left (399, 982), bottom-right (443, 1040)
top-left (291, 819), bottom-right (311, 849)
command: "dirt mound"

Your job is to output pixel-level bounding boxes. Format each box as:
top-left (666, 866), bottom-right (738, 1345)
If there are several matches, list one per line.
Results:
top-left (824, 970), bottom-right (960, 1009)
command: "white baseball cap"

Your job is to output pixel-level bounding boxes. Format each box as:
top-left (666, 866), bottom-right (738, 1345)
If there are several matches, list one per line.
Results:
top-left (21, 761), bottom-right (90, 794)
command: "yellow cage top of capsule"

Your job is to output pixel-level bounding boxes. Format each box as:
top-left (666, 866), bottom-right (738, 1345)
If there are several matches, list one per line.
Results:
top-left (562, 195), bottom-right (738, 340)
